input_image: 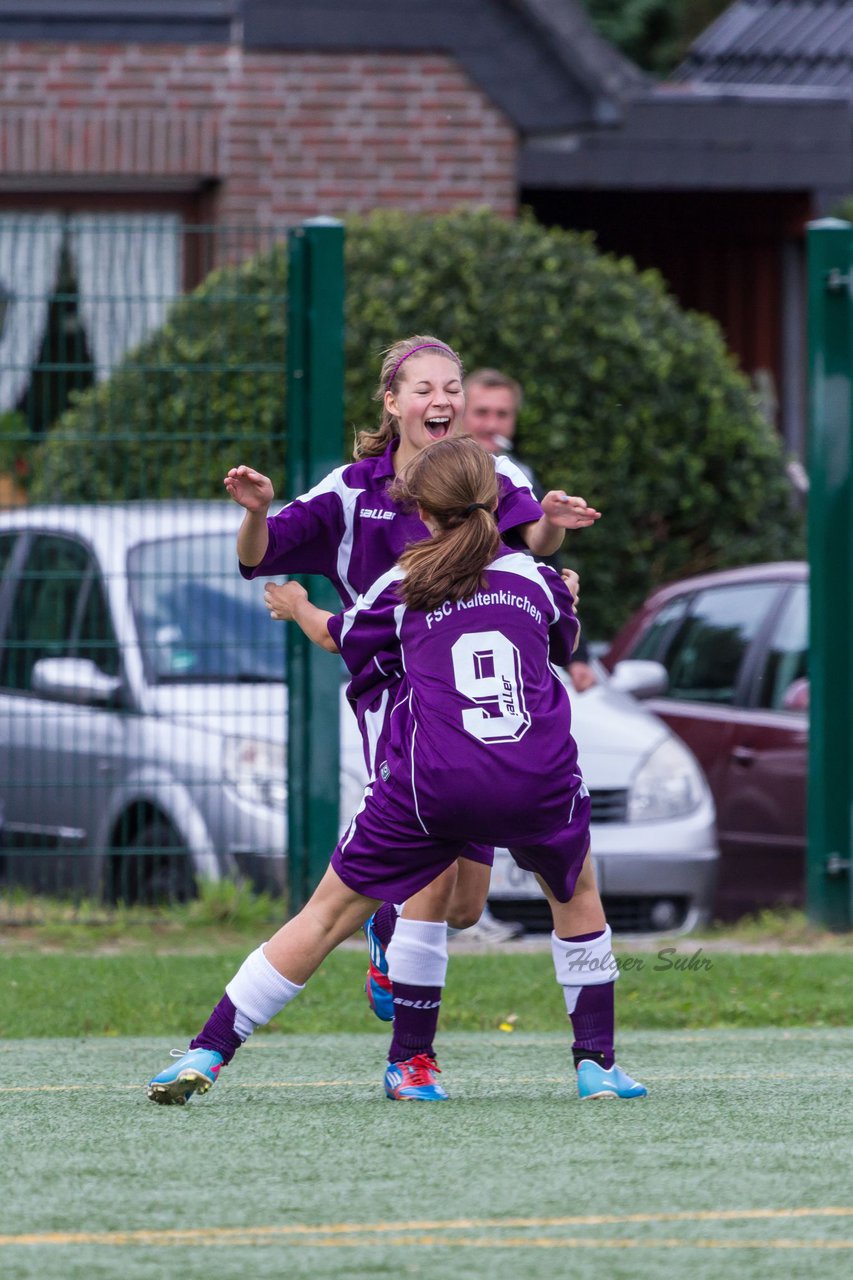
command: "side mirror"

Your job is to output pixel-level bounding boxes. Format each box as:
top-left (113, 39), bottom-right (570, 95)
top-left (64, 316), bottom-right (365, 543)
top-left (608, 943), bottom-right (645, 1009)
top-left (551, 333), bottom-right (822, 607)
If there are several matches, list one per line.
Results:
top-left (31, 657), bottom-right (122, 706)
top-left (609, 659), bottom-right (668, 700)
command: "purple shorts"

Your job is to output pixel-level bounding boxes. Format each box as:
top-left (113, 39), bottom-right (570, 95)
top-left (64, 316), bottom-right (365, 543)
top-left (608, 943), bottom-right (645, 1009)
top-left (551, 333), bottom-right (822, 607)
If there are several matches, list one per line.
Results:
top-left (331, 777), bottom-right (466, 902)
top-left (508, 788), bottom-right (592, 902)
top-left (331, 773), bottom-right (589, 905)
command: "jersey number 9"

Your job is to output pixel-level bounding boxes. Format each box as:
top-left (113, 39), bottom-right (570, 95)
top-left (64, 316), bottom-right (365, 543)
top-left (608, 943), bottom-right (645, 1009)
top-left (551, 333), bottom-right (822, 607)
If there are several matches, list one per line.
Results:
top-left (451, 630), bottom-right (531, 745)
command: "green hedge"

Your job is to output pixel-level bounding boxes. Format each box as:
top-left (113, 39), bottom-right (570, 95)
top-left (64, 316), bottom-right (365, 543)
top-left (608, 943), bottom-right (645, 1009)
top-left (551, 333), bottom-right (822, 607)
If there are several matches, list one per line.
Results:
top-left (32, 208), bottom-right (802, 637)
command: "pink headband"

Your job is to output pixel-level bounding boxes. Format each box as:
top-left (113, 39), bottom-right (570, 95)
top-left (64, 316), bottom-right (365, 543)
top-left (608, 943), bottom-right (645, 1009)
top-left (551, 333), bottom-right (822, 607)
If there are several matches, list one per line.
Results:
top-left (385, 343), bottom-right (458, 391)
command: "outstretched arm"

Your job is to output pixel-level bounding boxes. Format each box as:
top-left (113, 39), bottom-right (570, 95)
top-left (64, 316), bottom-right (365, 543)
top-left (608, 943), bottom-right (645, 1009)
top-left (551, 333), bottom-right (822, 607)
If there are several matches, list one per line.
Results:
top-left (264, 582), bottom-right (339, 653)
top-left (224, 465), bottom-right (275, 567)
top-left (519, 491), bottom-right (601, 557)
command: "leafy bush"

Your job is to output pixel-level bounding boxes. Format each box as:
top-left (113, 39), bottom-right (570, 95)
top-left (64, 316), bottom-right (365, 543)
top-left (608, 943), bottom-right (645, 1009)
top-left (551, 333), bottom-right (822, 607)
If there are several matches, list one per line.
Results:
top-left (32, 208), bottom-right (802, 636)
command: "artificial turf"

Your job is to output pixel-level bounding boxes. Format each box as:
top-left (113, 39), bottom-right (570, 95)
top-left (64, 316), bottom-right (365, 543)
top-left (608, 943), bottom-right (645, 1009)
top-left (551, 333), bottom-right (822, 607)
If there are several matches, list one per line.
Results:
top-left (1, 1029), bottom-right (850, 1280)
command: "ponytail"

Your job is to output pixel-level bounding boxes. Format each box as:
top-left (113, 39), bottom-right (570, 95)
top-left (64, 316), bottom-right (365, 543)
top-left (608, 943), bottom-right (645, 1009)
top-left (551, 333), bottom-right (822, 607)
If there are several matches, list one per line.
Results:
top-left (390, 437), bottom-right (500, 612)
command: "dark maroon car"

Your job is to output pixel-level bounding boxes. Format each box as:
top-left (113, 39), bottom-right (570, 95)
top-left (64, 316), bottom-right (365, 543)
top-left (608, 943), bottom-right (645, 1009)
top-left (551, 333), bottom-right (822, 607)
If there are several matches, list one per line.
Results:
top-left (604, 562), bottom-right (808, 919)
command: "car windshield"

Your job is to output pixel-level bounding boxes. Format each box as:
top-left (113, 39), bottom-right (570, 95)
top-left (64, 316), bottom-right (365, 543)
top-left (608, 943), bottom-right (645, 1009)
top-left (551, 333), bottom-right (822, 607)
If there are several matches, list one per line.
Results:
top-left (128, 532), bottom-right (286, 683)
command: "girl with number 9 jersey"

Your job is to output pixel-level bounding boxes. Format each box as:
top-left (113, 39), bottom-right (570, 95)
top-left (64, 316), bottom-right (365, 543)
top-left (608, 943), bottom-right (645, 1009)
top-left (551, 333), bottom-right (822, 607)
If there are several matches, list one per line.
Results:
top-left (332, 539), bottom-right (589, 901)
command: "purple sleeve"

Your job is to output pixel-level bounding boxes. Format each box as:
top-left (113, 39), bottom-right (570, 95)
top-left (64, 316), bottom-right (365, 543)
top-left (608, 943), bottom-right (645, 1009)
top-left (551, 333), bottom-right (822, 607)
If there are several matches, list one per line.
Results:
top-left (540, 565), bottom-right (580, 666)
top-left (327, 582), bottom-right (403, 682)
top-left (494, 461), bottom-right (543, 542)
top-left (239, 488), bottom-right (344, 580)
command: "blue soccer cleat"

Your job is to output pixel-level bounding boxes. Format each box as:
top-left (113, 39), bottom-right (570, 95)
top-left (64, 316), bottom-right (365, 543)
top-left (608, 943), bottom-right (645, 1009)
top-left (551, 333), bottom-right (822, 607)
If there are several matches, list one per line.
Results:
top-left (147, 1047), bottom-right (224, 1106)
top-left (364, 911), bottom-right (389, 975)
top-left (576, 1059), bottom-right (648, 1100)
top-left (363, 912), bottom-right (394, 1022)
top-left (384, 1053), bottom-right (449, 1101)
top-left (365, 964), bottom-right (394, 1021)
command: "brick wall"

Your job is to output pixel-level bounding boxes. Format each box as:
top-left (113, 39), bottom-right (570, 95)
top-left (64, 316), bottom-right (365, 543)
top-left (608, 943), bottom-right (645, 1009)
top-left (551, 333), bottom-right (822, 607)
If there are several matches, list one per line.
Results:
top-left (0, 42), bottom-right (518, 223)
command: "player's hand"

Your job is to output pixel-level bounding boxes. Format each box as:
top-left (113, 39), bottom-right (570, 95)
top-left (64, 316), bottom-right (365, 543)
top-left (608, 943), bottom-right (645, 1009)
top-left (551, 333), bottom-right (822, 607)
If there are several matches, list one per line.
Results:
top-left (264, 581), bottom-right (308, 621)
top-left (541, 491), bottom-right (601, 529)
top-left (568, 661), bottom-right (597, 693)
top-left (224, 465), bottom-right (275, 512)
top-left (561, 567), bottom-right (580, 606)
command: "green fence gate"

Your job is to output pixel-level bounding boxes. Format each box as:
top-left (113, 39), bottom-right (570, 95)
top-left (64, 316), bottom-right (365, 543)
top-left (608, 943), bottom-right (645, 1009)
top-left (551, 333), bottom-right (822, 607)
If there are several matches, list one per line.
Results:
top-left (806, 217), bottom-right (853, 930)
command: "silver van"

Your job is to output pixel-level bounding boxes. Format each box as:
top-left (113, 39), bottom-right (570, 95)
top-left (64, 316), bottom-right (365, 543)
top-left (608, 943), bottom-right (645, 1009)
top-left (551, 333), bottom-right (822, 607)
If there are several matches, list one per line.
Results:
top-left (0, 502), bottom-right (366, 902)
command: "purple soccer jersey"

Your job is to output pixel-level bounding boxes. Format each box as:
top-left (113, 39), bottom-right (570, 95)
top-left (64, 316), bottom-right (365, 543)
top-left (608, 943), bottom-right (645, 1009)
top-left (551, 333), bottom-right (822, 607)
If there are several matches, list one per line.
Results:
top-left (239, 438), bottom-right (543, 607)
top-left (327, 550), bottom-right (592, 902)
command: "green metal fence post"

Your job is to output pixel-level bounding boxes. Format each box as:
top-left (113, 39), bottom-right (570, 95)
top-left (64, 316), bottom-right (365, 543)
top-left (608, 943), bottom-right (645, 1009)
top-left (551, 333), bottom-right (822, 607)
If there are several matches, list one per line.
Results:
top-left (806, 218), bottom-right (853, 930)
top-left (286, 218), bottom-right (345, 914)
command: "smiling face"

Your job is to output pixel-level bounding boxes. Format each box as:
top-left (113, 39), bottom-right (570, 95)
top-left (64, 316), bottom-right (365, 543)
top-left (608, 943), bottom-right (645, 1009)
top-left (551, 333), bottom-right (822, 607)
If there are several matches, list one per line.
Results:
top-left (385, 352), bottom-right (465, 468)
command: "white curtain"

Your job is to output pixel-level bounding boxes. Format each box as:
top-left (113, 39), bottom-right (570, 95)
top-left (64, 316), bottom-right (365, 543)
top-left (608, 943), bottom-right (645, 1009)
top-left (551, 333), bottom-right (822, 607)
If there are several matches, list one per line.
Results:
top-left (0, 214), bottom-right (64, 413)
top-left (68, 214), bottom-right (182, 381)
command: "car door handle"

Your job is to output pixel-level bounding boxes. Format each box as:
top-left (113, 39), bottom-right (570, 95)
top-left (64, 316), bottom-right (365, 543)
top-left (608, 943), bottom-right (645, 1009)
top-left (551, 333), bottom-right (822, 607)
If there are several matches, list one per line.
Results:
top-left (731, 746), bottom-right (757, 765)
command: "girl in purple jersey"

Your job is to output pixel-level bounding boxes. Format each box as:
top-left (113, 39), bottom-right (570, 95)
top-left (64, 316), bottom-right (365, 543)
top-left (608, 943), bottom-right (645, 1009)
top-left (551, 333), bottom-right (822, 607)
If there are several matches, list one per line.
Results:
top-left (147, 437), bottom-right (646, 1105)
top-left (225, 335), bottom-right (602, 1068)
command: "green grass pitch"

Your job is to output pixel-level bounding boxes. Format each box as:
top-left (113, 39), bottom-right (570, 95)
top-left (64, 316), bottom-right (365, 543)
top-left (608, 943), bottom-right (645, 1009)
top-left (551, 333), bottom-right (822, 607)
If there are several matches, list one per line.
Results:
top-left (1, 1028), bottom-right (850, 1280)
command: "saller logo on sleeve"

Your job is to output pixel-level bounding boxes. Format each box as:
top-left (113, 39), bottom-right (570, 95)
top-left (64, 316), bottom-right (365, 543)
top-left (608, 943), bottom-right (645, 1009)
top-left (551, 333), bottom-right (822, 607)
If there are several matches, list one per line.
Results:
top-left (360, 509), bottom-right (396, 521)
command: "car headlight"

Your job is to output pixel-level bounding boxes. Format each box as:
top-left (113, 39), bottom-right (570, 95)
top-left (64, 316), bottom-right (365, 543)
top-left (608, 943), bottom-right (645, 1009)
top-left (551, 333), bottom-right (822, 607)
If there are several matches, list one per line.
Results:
top-left (223, 737), bottom-right (286, 810)
top-left (627, 737), bottom-right (706, 822)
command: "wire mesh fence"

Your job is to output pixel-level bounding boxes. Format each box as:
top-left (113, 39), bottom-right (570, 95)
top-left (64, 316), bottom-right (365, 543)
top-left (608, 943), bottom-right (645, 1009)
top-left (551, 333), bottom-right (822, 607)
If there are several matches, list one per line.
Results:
top-left (0, 217), bottom-right (320, 920)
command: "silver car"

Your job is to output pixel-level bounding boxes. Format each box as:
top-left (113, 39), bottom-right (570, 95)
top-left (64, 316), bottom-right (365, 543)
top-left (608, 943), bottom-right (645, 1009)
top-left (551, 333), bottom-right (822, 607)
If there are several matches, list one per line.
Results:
top-left (0, 502), bottom-right (366, 902)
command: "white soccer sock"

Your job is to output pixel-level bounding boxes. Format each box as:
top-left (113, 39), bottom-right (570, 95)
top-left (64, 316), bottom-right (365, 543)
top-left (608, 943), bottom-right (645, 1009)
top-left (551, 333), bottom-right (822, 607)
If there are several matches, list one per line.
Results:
top-left (226, 944), bottom-right (305, 1030)
top-left (233, 1007), bottom-right (257, 1042)
top-left (550, 926), bottom-right (618, 1014)
top-left (386, 918), bottom-right (448, 988)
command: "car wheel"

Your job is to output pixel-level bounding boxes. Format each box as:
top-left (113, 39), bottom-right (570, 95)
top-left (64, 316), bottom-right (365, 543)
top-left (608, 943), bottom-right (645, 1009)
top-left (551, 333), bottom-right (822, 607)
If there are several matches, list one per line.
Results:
top-left (106, 818), bottom-right (196, 906)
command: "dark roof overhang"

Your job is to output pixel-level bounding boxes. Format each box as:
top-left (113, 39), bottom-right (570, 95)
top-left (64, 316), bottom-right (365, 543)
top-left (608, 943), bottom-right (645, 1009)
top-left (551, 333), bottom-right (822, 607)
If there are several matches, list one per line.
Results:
top-left (0, 0), bottom-right (236, 42)
top-left (521, 85), bottom-right (853, 193)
